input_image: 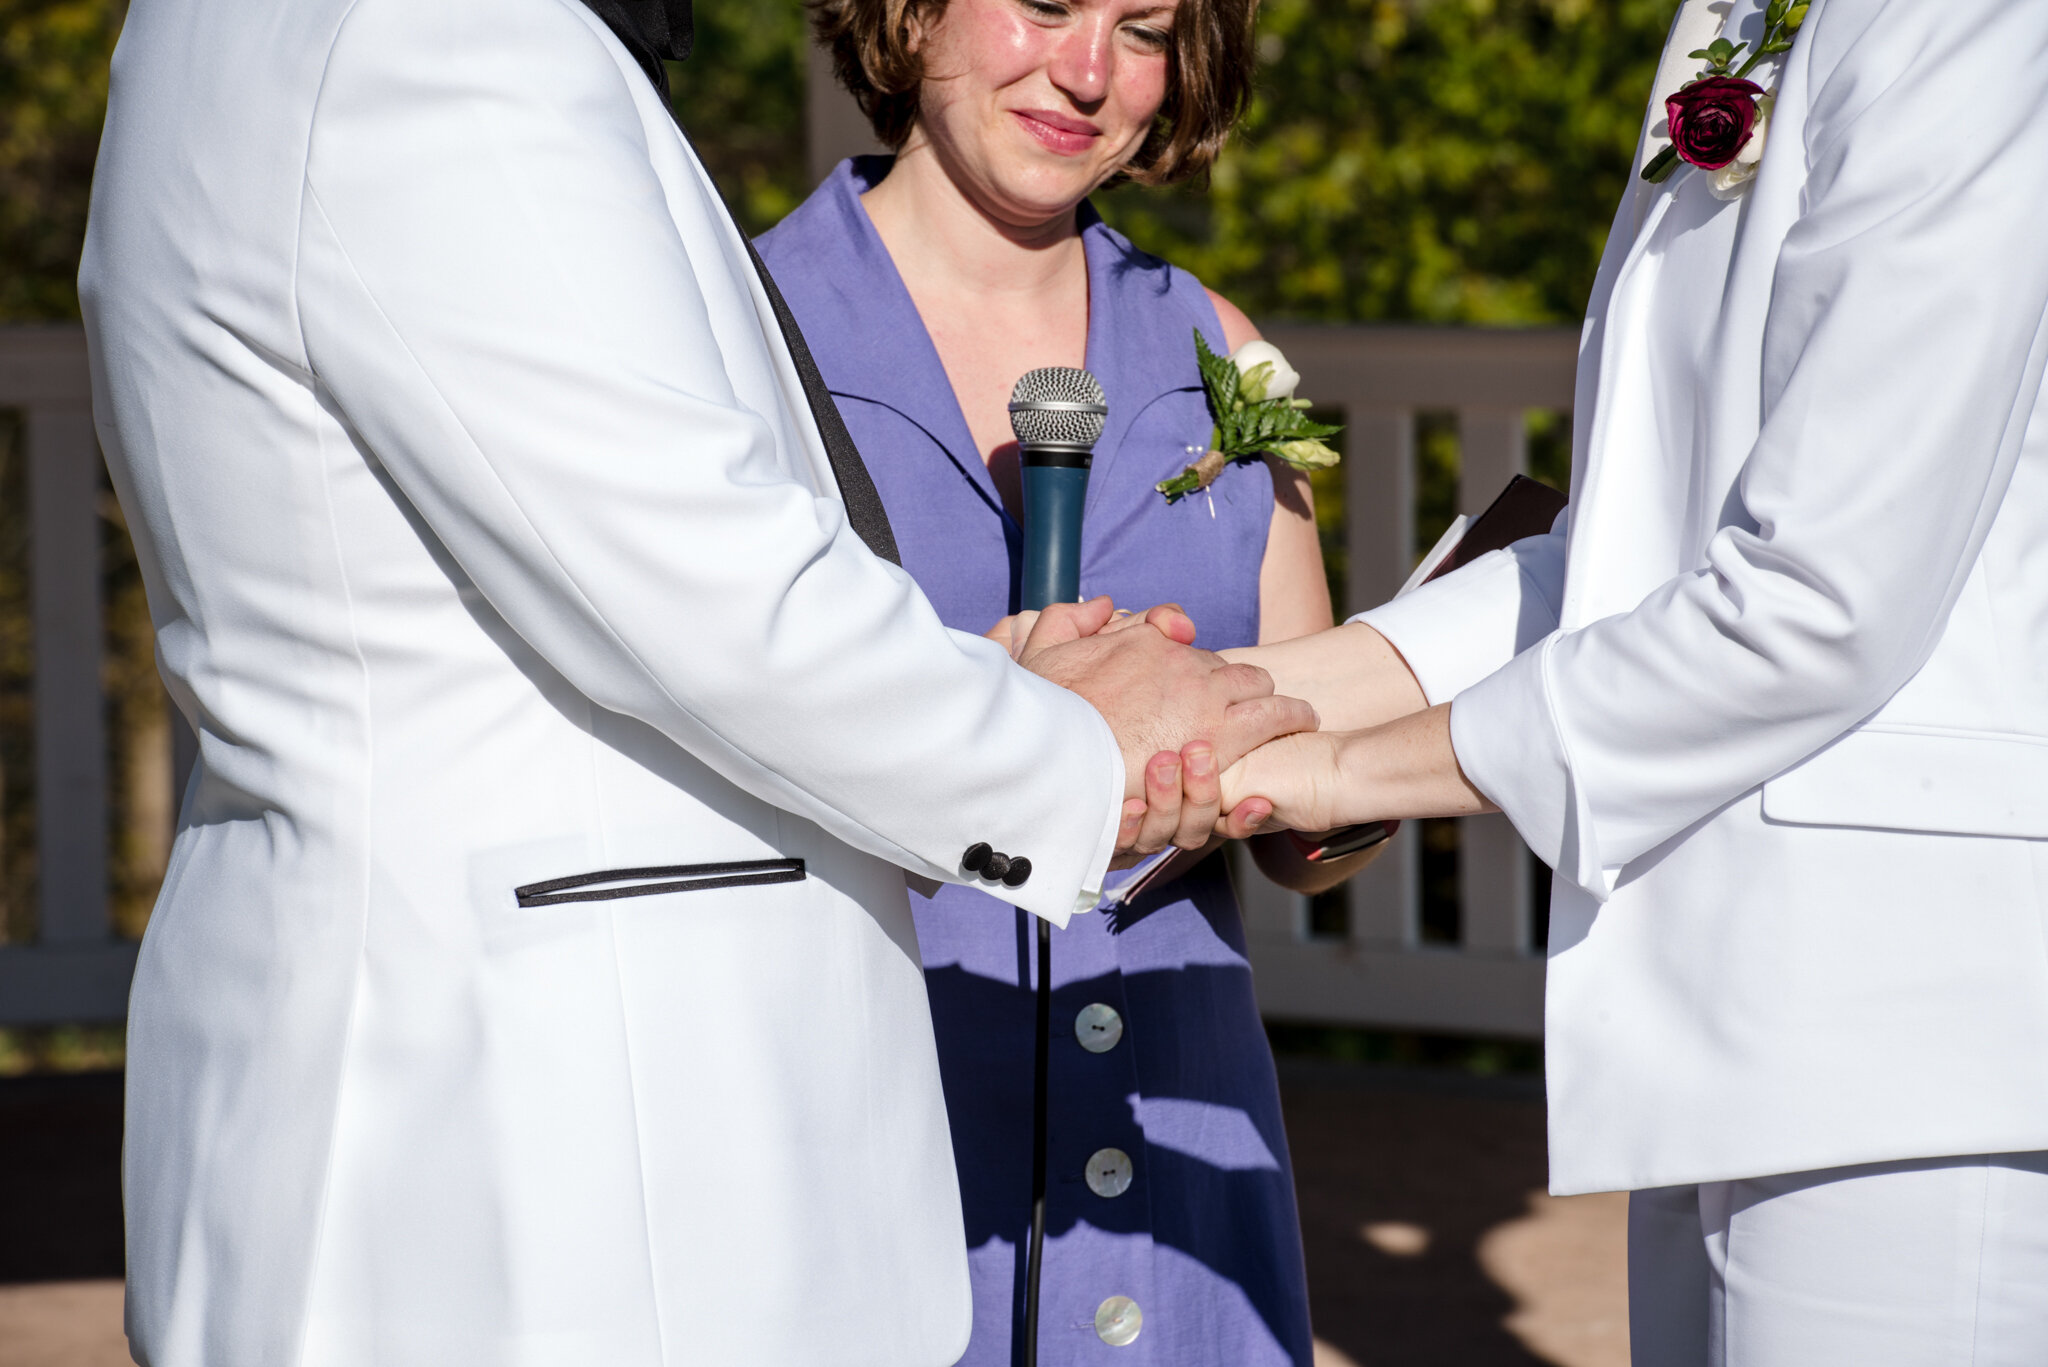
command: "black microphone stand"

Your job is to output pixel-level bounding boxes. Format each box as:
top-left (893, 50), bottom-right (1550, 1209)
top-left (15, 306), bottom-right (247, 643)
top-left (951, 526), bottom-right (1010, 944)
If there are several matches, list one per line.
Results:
top-left (1022, 914), bottom-right (1051, 1367)
top-left (1007, 366), bottom-right (1103, 1367)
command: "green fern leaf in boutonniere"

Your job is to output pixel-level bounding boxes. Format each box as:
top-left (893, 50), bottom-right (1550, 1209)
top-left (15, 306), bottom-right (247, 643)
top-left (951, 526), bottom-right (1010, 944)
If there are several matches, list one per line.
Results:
top-left (1157, 331), bottom-right (1342, 503)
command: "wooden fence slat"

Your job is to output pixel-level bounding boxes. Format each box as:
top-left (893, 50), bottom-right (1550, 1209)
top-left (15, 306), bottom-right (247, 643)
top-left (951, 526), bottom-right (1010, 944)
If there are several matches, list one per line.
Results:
top-left (0, 943), bottom-right (137, 1024)
top-left (1452, 408), bottom-right (1535, 956)
top-left (29, 401), bottom-right (108, 946)
top-left (1343, 408), bottom-right (1414, 613)
top-left (804, 45), bottom-right (885, 186)
top-left (1456, 409), bottom-right (1528, 519)
top-left (1242, 937), bottom-right (1547, 1039)
top-left (6, 322), bottom-right (1577, 1034)
top-left (1458, 814), bottom-right (1530, 955)
top-left (1338, 408), bottom-right (1418, 948)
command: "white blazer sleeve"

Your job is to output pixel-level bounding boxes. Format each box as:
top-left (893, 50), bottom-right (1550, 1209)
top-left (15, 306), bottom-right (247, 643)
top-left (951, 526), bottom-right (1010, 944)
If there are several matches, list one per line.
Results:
top-left (1452, 0), bottom-right (2048, 897)
top-left (1350, 518), bottom-right (1567, 705)
top-left (293, 0), bottom-right (1121, 922)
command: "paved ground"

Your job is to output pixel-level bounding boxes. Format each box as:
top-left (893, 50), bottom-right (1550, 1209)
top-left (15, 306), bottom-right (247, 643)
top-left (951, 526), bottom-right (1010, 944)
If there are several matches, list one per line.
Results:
top-left (1277, 1060), bottom-right (1628, 1367)
top-left (0, 1065), bottom-right (1626, 1366)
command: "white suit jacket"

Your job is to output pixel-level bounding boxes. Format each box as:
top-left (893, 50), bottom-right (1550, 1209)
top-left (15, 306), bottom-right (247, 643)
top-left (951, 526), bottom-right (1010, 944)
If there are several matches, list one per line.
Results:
top-left (1363, 0), bottom-right (2048, 1194)
top-left (79, 0), bottom-right (1125, 1362)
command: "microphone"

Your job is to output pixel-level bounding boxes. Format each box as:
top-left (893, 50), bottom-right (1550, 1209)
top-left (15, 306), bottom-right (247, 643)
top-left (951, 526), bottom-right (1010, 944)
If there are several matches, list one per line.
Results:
top-left (1009, 367), bottom-right (1107, 611)
top-left (1007, 375), bottom-right (1107, 1367)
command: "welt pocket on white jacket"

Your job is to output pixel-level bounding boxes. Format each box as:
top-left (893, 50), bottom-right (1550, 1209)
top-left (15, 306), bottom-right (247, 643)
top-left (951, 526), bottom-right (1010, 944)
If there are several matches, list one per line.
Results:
top-left (1760, 728), bottom-right (2048, 839)
top-left (514, 858), bottom-right (806, 908)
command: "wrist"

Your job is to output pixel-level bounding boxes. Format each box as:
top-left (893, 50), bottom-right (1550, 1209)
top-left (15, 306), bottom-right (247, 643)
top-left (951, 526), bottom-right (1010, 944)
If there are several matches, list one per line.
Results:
top-left (1330, 705), bottom-right (1493, 825)
top-left (1324, 728), bottom-right (1382, 827)
top-left (1228, 624), bottom-right (1424, 734)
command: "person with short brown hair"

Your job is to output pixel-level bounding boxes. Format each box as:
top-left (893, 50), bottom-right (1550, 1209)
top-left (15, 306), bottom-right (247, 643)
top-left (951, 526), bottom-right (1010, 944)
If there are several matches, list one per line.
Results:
top-left (758, 0), bottom-right (1334, 1360)
top-left (811, 0), bottom-right (1256, 184)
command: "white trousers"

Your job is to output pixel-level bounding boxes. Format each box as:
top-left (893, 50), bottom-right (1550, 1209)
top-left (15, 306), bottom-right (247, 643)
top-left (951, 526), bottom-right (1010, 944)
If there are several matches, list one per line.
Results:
top-left (1628, 1152), bottom-right (2048, 1366)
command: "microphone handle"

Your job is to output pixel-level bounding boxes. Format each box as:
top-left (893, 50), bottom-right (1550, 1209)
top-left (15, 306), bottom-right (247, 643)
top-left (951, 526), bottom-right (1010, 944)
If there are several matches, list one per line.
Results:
top-left (1019, 448), bottom-right (1091, 611)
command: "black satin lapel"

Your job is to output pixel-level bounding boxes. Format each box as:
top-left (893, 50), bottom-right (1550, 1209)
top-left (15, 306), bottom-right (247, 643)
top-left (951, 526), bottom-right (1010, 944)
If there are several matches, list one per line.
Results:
top-left (579, 0), bottom-right (694, 93)
top-left (574, 0), bottom-right (902, 567)
top-left (742, 237), bottom-right (903, 565)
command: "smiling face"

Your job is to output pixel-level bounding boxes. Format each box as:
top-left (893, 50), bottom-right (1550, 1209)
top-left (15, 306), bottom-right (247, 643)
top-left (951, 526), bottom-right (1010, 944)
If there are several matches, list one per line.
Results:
top-left (908, 0), bottom-right (1179, 228)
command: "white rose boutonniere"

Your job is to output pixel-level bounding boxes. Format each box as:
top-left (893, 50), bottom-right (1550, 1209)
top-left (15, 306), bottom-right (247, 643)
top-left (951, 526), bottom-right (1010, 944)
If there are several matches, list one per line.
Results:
top-left (1226, 340), bottom-right (1301, 403)
top-left (1156, 332), bottom-right (1341, 502)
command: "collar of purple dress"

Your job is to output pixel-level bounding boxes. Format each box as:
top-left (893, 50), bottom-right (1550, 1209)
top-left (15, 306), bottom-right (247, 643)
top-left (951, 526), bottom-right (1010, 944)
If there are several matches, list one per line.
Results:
top-left (764, 156), bottom-right (1217, 520)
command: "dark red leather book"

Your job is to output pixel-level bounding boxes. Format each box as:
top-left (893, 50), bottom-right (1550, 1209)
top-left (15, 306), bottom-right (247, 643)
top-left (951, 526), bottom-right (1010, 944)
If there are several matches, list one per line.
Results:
top-left (1420, 473), bottom-right (1567, 587)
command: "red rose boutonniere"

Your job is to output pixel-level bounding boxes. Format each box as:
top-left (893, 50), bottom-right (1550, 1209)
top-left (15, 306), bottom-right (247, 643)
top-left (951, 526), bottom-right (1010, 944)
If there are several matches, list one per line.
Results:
top-left (1642, 0), bottom-right (1807, 197)
top-left (1667, 76), bottom-right (1765, 168)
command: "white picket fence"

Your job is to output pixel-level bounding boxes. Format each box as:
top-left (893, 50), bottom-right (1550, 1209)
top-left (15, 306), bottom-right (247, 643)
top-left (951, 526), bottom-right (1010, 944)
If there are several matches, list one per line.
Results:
top-left (1232, 325), bottom-right (1577, 1039)
top-left (0, 326), bottom-right (140, 1024)
top-left (0, 321), bottom-right (1576, 1035)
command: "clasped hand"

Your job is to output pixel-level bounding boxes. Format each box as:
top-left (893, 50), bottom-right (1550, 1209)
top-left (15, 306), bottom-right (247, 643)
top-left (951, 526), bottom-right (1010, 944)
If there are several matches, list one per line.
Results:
top-left (1007, 606), bottom-right (1495, 860)
top-left (1002, 597), bottom-right (1312, 860)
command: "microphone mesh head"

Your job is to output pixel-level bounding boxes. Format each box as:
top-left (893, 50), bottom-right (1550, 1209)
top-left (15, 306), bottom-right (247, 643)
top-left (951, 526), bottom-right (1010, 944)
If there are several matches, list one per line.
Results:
top-left (1008, 367), bottom-right (1108, 451)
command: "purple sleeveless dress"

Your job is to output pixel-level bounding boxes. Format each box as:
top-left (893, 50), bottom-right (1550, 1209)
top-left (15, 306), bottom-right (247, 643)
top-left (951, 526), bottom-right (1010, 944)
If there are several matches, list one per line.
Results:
top-left (759, 158), bottom-right (1314, 1367)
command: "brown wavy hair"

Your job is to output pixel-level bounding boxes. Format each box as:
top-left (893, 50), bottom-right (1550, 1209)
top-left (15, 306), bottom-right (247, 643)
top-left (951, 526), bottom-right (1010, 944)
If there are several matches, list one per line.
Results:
top-left (808, 0), bottom-right (1257, 186)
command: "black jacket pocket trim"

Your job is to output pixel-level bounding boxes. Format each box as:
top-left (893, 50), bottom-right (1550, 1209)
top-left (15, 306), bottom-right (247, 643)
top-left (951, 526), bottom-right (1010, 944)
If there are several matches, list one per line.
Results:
top-left (515, 858), bottom-right (806, 908)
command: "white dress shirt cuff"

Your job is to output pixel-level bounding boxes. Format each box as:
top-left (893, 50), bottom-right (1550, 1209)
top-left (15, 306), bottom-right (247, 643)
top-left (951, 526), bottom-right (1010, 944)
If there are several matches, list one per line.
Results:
top-left (1452, 637), bottom-right (1616, 901)
top-left (1352, 548), bottom-right (1558, 706)
top-left (1068, 737), bottom-right (1127, 920)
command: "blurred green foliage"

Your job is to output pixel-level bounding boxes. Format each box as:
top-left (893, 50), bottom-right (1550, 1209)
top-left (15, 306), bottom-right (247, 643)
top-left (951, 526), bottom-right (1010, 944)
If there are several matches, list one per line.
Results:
top-left (1101, 0), bottom-right (1673, 326)
top-left (0, 0), bottom-right (1671, 324)
top-left (664, 0), bottom-right (812, 236)
top-left (676, 0), bottom-right (1676, 325)
top-left (0, 0), bottom-right (123, 323)
top-left (0, 1022), bottom-right (124, 1076)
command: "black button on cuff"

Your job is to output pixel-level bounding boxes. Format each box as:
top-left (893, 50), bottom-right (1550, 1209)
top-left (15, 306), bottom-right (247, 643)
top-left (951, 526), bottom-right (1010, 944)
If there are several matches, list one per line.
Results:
top-left (962, 842), bottom-right (992, 872)
top-left (1001, 857), bottom-right (1032, 888)
top-left (982, 852), bottom-right (1012, 882)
